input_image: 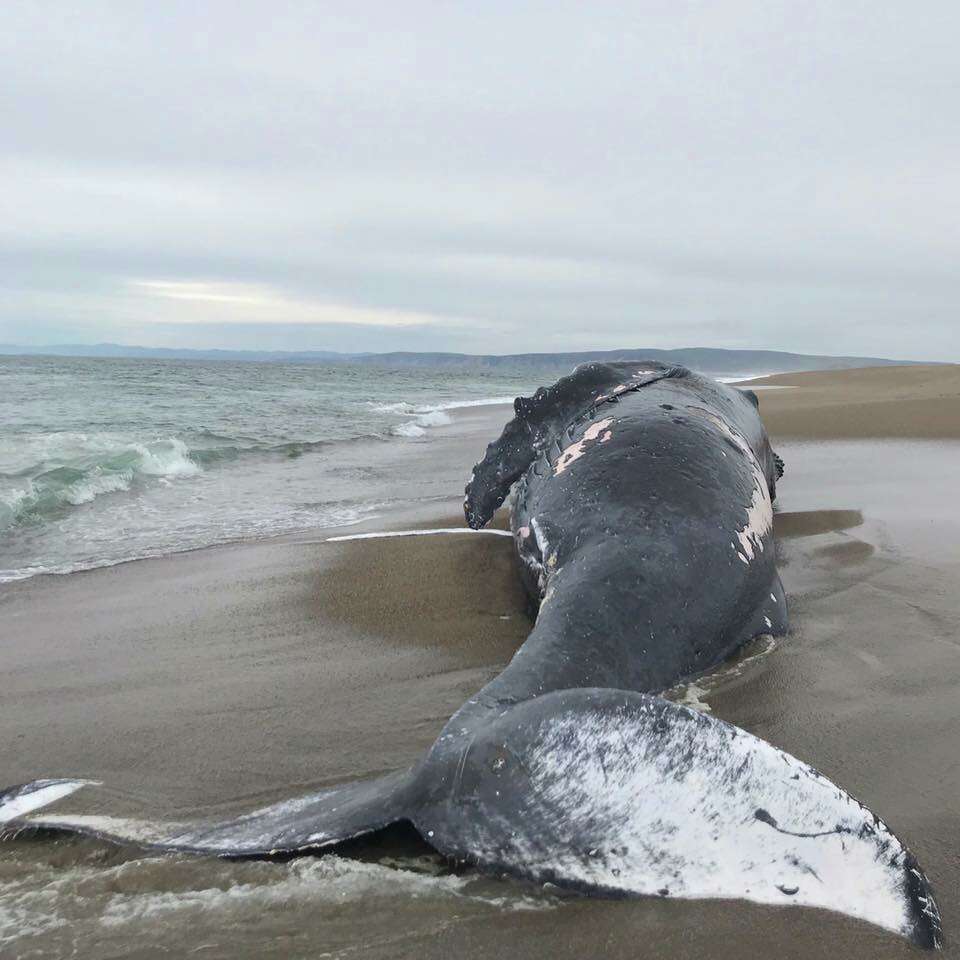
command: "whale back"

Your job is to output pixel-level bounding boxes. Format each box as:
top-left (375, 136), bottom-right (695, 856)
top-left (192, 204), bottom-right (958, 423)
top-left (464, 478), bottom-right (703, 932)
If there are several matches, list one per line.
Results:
top-left (464, 361), bottom-right (683, 528)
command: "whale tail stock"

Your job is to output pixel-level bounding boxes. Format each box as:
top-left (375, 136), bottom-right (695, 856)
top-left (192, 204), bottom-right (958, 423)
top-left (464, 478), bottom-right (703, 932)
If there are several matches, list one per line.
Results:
top-left (2, 693), bottom-right (941, 948)
top-left (0, 768), bottom-right (419, 857)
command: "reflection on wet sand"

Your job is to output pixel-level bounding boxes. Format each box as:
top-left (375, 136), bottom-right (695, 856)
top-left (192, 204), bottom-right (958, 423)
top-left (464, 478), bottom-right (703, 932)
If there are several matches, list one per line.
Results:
top-left (774, 508), bottom-right (864, 538)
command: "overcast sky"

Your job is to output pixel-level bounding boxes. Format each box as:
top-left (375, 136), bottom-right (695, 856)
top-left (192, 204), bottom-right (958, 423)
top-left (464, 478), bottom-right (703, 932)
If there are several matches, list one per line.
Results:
top-left (2, 1), bottom-right (957, 358)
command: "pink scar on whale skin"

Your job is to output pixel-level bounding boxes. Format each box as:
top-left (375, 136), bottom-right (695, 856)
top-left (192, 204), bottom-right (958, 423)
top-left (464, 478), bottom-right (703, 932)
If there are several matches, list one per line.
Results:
top-left (595, 383), bottom-right (631, 403)
top-left (554, 418), bottom-right (615, 475)
top-left (595, 371), bottom-right (659, 403)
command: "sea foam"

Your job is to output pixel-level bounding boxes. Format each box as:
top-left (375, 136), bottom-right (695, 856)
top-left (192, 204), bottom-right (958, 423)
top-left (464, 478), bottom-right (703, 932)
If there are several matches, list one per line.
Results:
top-left (0, 437), bottom-right (201, 530)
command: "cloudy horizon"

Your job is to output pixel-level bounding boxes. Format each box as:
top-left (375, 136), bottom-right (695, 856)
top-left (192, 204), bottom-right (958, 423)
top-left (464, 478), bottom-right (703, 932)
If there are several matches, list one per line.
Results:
top-left (2, 1), bottom-right (958, 360)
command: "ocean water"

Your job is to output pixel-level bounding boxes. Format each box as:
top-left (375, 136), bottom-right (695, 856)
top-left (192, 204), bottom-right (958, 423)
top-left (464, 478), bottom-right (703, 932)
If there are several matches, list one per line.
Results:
top-left (0, 357), bottom-right (769, 584)
top-left (0, 356), bottom-right (535, 582)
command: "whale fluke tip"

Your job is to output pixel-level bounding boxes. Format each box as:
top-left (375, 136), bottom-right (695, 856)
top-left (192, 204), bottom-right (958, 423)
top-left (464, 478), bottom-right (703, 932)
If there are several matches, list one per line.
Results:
top-left (0, 779), bottom-right (98, 825)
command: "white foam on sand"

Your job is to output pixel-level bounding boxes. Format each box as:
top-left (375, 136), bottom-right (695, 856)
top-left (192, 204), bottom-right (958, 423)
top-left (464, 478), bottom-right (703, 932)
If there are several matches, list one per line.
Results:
top-left (371, 397), bottom-right (514, 415)
top-left (326, 528), bottom-right (513, 542)
top-left (378, 396), bottom-right (513, 439)
top-left (0, 854), bottom-right (552, 947)
top-left (391, 420), bottom-right (428, 438)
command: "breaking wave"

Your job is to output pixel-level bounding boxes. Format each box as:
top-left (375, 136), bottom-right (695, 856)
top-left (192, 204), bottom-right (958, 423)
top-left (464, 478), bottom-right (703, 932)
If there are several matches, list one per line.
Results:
top-left (376, 396), bottom-right (511, 439)
top-left (371, 396), bottom-right (514, 415)
top-left (390, 409), bottom-right (453, 438)
top-left (0, 433), bottom-right (366, 535)
top-left (0, 438), bottom-right (200, 531)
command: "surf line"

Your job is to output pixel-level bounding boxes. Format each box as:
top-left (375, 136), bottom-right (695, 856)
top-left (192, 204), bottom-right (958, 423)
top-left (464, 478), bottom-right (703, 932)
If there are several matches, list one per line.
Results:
top-left (325, 528), bottom-right (513, 542)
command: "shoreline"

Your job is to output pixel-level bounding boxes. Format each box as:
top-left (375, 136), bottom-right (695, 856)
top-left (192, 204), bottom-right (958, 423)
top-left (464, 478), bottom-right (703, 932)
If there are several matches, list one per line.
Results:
top-left (7, 362), bottom-right (958, 587)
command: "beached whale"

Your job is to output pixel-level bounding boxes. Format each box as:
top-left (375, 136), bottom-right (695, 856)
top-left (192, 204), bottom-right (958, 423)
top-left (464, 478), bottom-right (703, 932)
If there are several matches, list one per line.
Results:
top-left (0, 362), bottom-right (941, 948)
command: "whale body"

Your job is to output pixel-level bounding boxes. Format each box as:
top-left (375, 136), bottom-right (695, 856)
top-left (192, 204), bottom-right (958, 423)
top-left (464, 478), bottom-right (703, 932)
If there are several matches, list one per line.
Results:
top-left (0, 362), bottom-right (941, 948)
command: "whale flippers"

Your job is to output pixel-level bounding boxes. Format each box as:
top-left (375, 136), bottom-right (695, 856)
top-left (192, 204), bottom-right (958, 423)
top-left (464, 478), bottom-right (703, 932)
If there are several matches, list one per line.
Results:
top-left (1, 769), bottom-right (418, 856)
top-left (415, 689), bottom-right (941, 949)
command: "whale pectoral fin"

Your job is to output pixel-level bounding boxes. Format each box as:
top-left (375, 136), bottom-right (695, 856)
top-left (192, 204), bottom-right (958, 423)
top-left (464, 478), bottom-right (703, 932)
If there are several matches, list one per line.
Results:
top-left (464, 418), bottom-right (535, 529)
top-left (418, 690), bottom-right (940, 949)
top-left (1, 770), bottom-right (418, 857)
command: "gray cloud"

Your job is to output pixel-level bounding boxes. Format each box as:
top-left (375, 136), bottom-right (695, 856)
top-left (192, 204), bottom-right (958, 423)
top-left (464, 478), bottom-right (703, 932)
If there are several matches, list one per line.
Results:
top-left (2, 0), bottom-right (958, 358)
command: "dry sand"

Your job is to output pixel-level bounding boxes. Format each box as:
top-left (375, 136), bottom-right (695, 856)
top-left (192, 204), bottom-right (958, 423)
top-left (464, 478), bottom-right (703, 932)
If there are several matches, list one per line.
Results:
top-left (1, 364), bottom-right (959, 959)
top-left (750, 362), bottom-right (960, 440)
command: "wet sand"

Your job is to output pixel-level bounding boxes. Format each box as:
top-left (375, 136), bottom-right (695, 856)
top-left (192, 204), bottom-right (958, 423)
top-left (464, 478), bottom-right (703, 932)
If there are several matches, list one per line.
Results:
top-left (2, 365), bottom-right (959, 958)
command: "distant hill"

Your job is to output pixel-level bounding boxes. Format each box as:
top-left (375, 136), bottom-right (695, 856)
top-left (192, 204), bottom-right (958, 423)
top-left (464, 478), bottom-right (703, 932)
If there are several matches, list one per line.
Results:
top-left (332, 347), bottom-right (928, 378)
top-left (0, 342), bottom-right (935, 378)
top-left (0, 343), bottom-right (343, 363)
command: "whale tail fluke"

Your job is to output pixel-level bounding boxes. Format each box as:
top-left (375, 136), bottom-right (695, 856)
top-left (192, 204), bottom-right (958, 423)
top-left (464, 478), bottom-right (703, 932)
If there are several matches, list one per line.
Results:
top-left (418, 689), bottom-right (941, 949)
top-left (0, 769), bottom-right (418, 857)
top-left (0, 779), bottom-right (100, 825)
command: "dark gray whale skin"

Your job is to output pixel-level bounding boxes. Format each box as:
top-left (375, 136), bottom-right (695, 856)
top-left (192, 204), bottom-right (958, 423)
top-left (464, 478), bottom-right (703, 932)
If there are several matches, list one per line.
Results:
top-left (0, 362), bottom-right (941, 949)
top-left (462, 361), bottom-right (786, 700)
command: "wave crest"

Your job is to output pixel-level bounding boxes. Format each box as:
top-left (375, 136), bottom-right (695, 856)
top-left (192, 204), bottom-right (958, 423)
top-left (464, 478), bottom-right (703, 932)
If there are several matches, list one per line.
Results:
top-left (390, 409), bottom-right (453, 438)
top-left (370, 396), bottom-right (514, 415)
top-left (0, 438), bottom-right (200, 530)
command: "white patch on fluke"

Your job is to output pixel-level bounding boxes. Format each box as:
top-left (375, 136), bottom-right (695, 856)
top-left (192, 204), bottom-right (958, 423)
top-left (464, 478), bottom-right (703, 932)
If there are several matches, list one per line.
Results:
top-left (477, 700), bottom-right (927, 943)
top-left (553, 418), bottom-right (615, 475)
top-left (0, 780), bottom-right (96, 824)
top-left (25, 814), bottom-right (176, 845)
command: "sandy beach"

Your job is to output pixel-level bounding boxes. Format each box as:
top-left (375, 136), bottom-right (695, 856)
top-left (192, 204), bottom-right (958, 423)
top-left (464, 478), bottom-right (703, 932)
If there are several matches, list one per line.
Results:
top-left (750, 363), bottom-right (960, 440)
top-left (2, 363), bottom-right (959, 959)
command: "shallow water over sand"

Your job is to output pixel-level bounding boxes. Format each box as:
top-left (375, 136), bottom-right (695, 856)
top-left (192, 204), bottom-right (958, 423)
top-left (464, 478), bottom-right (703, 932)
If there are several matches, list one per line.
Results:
top-left (2, 434), bottom-right (959, 959)
top-left (0, 838), bottom-right (557, 958)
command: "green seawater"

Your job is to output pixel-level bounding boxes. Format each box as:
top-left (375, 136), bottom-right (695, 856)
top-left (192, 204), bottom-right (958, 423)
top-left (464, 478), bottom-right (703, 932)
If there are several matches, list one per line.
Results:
top-left (0, 356), bottom-right (536, 581)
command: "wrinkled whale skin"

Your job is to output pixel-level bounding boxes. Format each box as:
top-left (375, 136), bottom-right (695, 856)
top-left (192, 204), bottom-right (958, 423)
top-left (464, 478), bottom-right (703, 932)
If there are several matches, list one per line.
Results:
top-left (0, 362), bottom-right (941, 949)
